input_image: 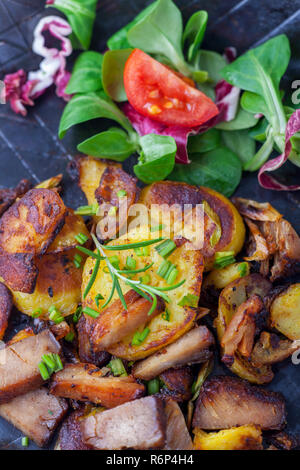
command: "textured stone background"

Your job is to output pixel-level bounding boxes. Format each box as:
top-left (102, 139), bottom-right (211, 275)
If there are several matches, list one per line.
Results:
top-left (0, 0), bottom-right (300, 449)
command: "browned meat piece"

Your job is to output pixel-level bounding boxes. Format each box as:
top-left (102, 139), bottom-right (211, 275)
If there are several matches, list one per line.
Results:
top-left (0, 329), bottom-right (61, 404)
top-left (77, 314), bottom-right (110, 366)
top-left (221, 294), bottom-right (264, 361)
top-left (50, 363), bottom-right (145, 408)
top-left (81, 396), bottom-right (166, 449)
top-left (50, 321), bottom-right (70, 340)
top-left (164, 400), bottom-right (193, 450)
top-left (159, 366), bottom-right (193, 402)
top-left (0, 387), bottom-right (68, 447)
top-left (133, 326), bottom-right (214, 380)
top-left (0, 282), bottom-right (13, 340)
top-left (251, 332), bottom-right (300, 366)
top-left (193, 376), bottom-right (286, 431)
top-left (56, 407), bottom-right (91, 450)
top-left (0, 179), bottom-right (32, 217)
top-left (92, 290), bottom-right (164, 352)
top-left (95, 166), bottom-right (140, 240)
top-left (0, 189), bottom-right (67, 293)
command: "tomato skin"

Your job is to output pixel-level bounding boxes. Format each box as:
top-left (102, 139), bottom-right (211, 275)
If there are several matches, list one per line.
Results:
top-left (124, 49), bottom-right (219, 128)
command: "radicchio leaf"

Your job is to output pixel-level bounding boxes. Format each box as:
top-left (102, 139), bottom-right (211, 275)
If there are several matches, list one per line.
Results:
top-left (258, 109), bottom-right (300, 190)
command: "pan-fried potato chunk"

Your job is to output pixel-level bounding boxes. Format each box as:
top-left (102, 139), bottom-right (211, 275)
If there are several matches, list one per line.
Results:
top-left (270, 284), bottom-right (300, 340)
top-left (82, 226), bottom-right (204, 361)
top-left (11, 249), bottom-right (83, 319)
top-left (216, 274), bottom-right (273, 384)
top-left (203, 262), bottom-right (250, 292)
top-left (47, 209), bottom-right (90, 254)
top-left (139, 182), bottom-right (245, 270)
top-left (0, 282), bottom-right (13, 340)
top-left (193, 425), bottom-right (263, 450)
top-left (0, 189), bottom-right (67, 293)
top-left (50, 363), bottom-right (145, 408)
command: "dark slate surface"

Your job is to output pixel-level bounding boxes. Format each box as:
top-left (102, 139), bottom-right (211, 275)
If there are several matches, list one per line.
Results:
top-left (0, 0), bottom-right (300, 450)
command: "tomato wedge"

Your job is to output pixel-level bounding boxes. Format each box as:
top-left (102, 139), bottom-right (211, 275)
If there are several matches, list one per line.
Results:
top-left (124, 49), bottom-right (219, 128)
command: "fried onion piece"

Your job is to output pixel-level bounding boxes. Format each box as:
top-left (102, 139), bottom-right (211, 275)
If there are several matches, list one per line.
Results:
top-left (0, 189), bottom-right (67, 293)
top-left (221, 294), bottom-right (264, 361)
top-left (232, 197), bottom-right (282, 222)
top-left (244, 218), bottom-right (269, 262)
top-left (251, 331), bottom-right (300, 366)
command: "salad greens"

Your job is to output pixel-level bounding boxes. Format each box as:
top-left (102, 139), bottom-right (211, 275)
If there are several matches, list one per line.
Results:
top-left (102, 49), bottom-right (132, 102)
top-left (65, 51), bottom-right (103, 94)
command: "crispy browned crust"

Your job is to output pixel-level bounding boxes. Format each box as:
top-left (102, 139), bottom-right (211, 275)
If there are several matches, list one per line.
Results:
top-left (0, 189), bottom-right (67, 293)
top-left (0, 387), bottom-right (68, 447)
top-left (92, 290), bottom-right (164, 352)
top-left (77, 314), bottom-right (111, 366)
top-left (232, 198), bottom-right (282, 222)
top-left (267, 431), bottom-right (300, 450)
top-left (159, 366), bottom-right (193, 402)
top-left (0, 179), bottom-right (32, 217)
top-left (47, 209), bottom-right (90, 254)
top-left (50, 363), bottom-right (145, 408)
top-left (0, 282), bottom-right (13, 340)
top-left (57, 407), bottom-right (92, 450)
top-left (251, 332), bottom-right (299, 366)
top-left (0, 330), bottom-right (61, 404)
top-left (192, 375), bottom-right (286, 431)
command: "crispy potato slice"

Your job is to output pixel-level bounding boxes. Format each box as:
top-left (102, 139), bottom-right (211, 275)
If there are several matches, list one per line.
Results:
top-left (91, 290), bottom-right (164, 351)
top-left (47, 209), bottom-right (90, 254)
top-left (0, 282), bottom-right (13, 340)
top-left (193, 425), bottom-right (263, 450)
top-left (192, 375), bottom-right (286, 431)
top-left (82, 226), bottom-right (204, 361)
top-left (50, 363), bottom-right (145, 408)
top-left (0, 189), bottom-right (67, 293)
top-left (270, 284), bottom-right (300, 340)
top-left (139, 182), bottom-right (245, 270)
top-left (203, 262), bottom-right (250, 295)
top-left (11, 249), bottom-right (83, 319)
top-left (35, 174), bottom-right (62, 191)
top-left (216, 274), bottom-right (273, 384)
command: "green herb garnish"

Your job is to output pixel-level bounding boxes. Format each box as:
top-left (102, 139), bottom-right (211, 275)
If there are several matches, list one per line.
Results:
top-left (147, 378), bottom-right (160, 395)
top-left (214, 251), bottom-right (236, 269)
top-left (75, 232), bottom-right (89, 245)
top-left (108, 358), bottom-right (127, 377)
top-left (132, 327), bottom-right (150, 346)
top-left (178, 293), bottom-right (198, 307)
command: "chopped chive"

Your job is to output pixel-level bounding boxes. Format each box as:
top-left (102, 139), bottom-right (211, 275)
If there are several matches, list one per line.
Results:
top-left (126, 256), bottom-right (136, 270)
top-left (132, 327), bottom-right (150, 346)
top-left (214, 251), bottom-right (236, 269)
top-left (53, 354), bottom-right (63, 372)
top-left (22, 436), bottom-right (29, 447)
top-left (178, 293), bottom-right (199, 308)
top-left (38, 362), bottom-right (50, 380)
top-left (83, 306), bottom-right (100, 318)
top-left (140, 327), bottom-right (150, 342)
top-left (162, 309), bottom-right (170, 322)
top-left (166, 267), bottom-right (178, 285)
top-left (108, 255), bottom-right (120, 268)
top-left (104, 237), bottom-right (164, 251)
top-left (75, 232), bottom-right (89, 245)
top-left (147, 378), bottom-right (160, 395)
top-left (117, 190), bottom-right (127, 198)
top-left (134, 246), bottom-right (149, 256)
top-left (95, 293), bottom-right (104, 308)
top-left (41, 354), bottom-right (56, 372)
top-left (237, 262), bottom-right (248, 277)
top-left (150, 224), bottom-right (165, 232)
top-left (64, 331), bottom-right (75, 342)
top-left (155, 239), bottom-right (176, 258)
top-left (32, 308), bottom-right (42, 318)
top-left (49, 306), bottom-right (64, 324)
top-left (73, 306), bottom-right (82, 324)
top-left (157, 260), bottom-right (171, 278)
top-left (83, 249), bottom-right (101, 299)
top-left (140, 273), bottom-right (151, 284)
top-left (108, 358), bottom-right (127, 377)
top-left (74, 203), bottom-right (98, 216)
top-left (73, 253), bottom-right (83, 268)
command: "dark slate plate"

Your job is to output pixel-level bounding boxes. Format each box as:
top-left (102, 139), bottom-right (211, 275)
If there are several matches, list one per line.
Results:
top-left (0, 0), bottom-right (300, 450)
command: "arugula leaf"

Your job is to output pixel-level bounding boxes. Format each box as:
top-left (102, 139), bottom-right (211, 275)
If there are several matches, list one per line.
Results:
top-left (65, 51), bottom-right (103, 94)
top-left (127, 0), bottom-right (190, 76)
top-left (169, 147), bottom-right (242, 197)
top-left (221, 130), bottom-right (256, 169)
top-left (188, 129), bottom-right (221, 154)
top-left (78, 128), bottom-right (138, 161)
top-left (102, 49), bottom-right (132, 102)
top-left (107, 1), bottom-right (158, 50)
top-left (47, 0), bottom-right (97, 50)
top-left (58, 91), bottom-right (134, 138)
top-left (183, 11), bottom-right (208, 63)
top-left (134, 134), bottom-right (176, 183)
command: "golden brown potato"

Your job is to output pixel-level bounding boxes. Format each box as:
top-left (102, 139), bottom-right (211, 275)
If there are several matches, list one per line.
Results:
top-left (193, 425), bottom-right (263, 450)
top-left (0, 189), bottom-right (67, 293)
top-left (11, 249), bottom-right (83, 319)
top-left (47, 209), bottom-right (90, 254)
top-left (270, 284), bottom-right (300, 340)
top-left (203, 262), bottom-right (250, 292)
top-left (50, 363), bottom-right (145, 408)
top-left (216, 274), bottom-right (273, 384)
top-left (0, 282), bottom-right (13, 340)
top-left (139, 182), bottom-right (245, 270)
top-left (35, 174), bottom-right (62, 191)
top-left (82, 226), bottom-right (204, 361)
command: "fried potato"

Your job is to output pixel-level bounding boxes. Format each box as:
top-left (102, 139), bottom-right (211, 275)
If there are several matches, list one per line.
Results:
top-left (11, 249), bottom-right (83, 319)
top-left (270, 284), bottom-right (300, 340)
top-left (0, 282), bottom-right (13, 340)
top-left (0, 189), bottom-right (67, 293)
top-left (216, 274), bottom-right (273, 384)
top-left (35, 174), bottom-right (62, 191)
top-left (82, 225), bottom-right (204, 361)
top-left (193, 425), bottom-right (263, 450)
top-left (47, 209), bottom-right (90, 254)
top-left (139, 182), bottom-right (245, 270)
top-left (203, 262), bottom-right (250, 292)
